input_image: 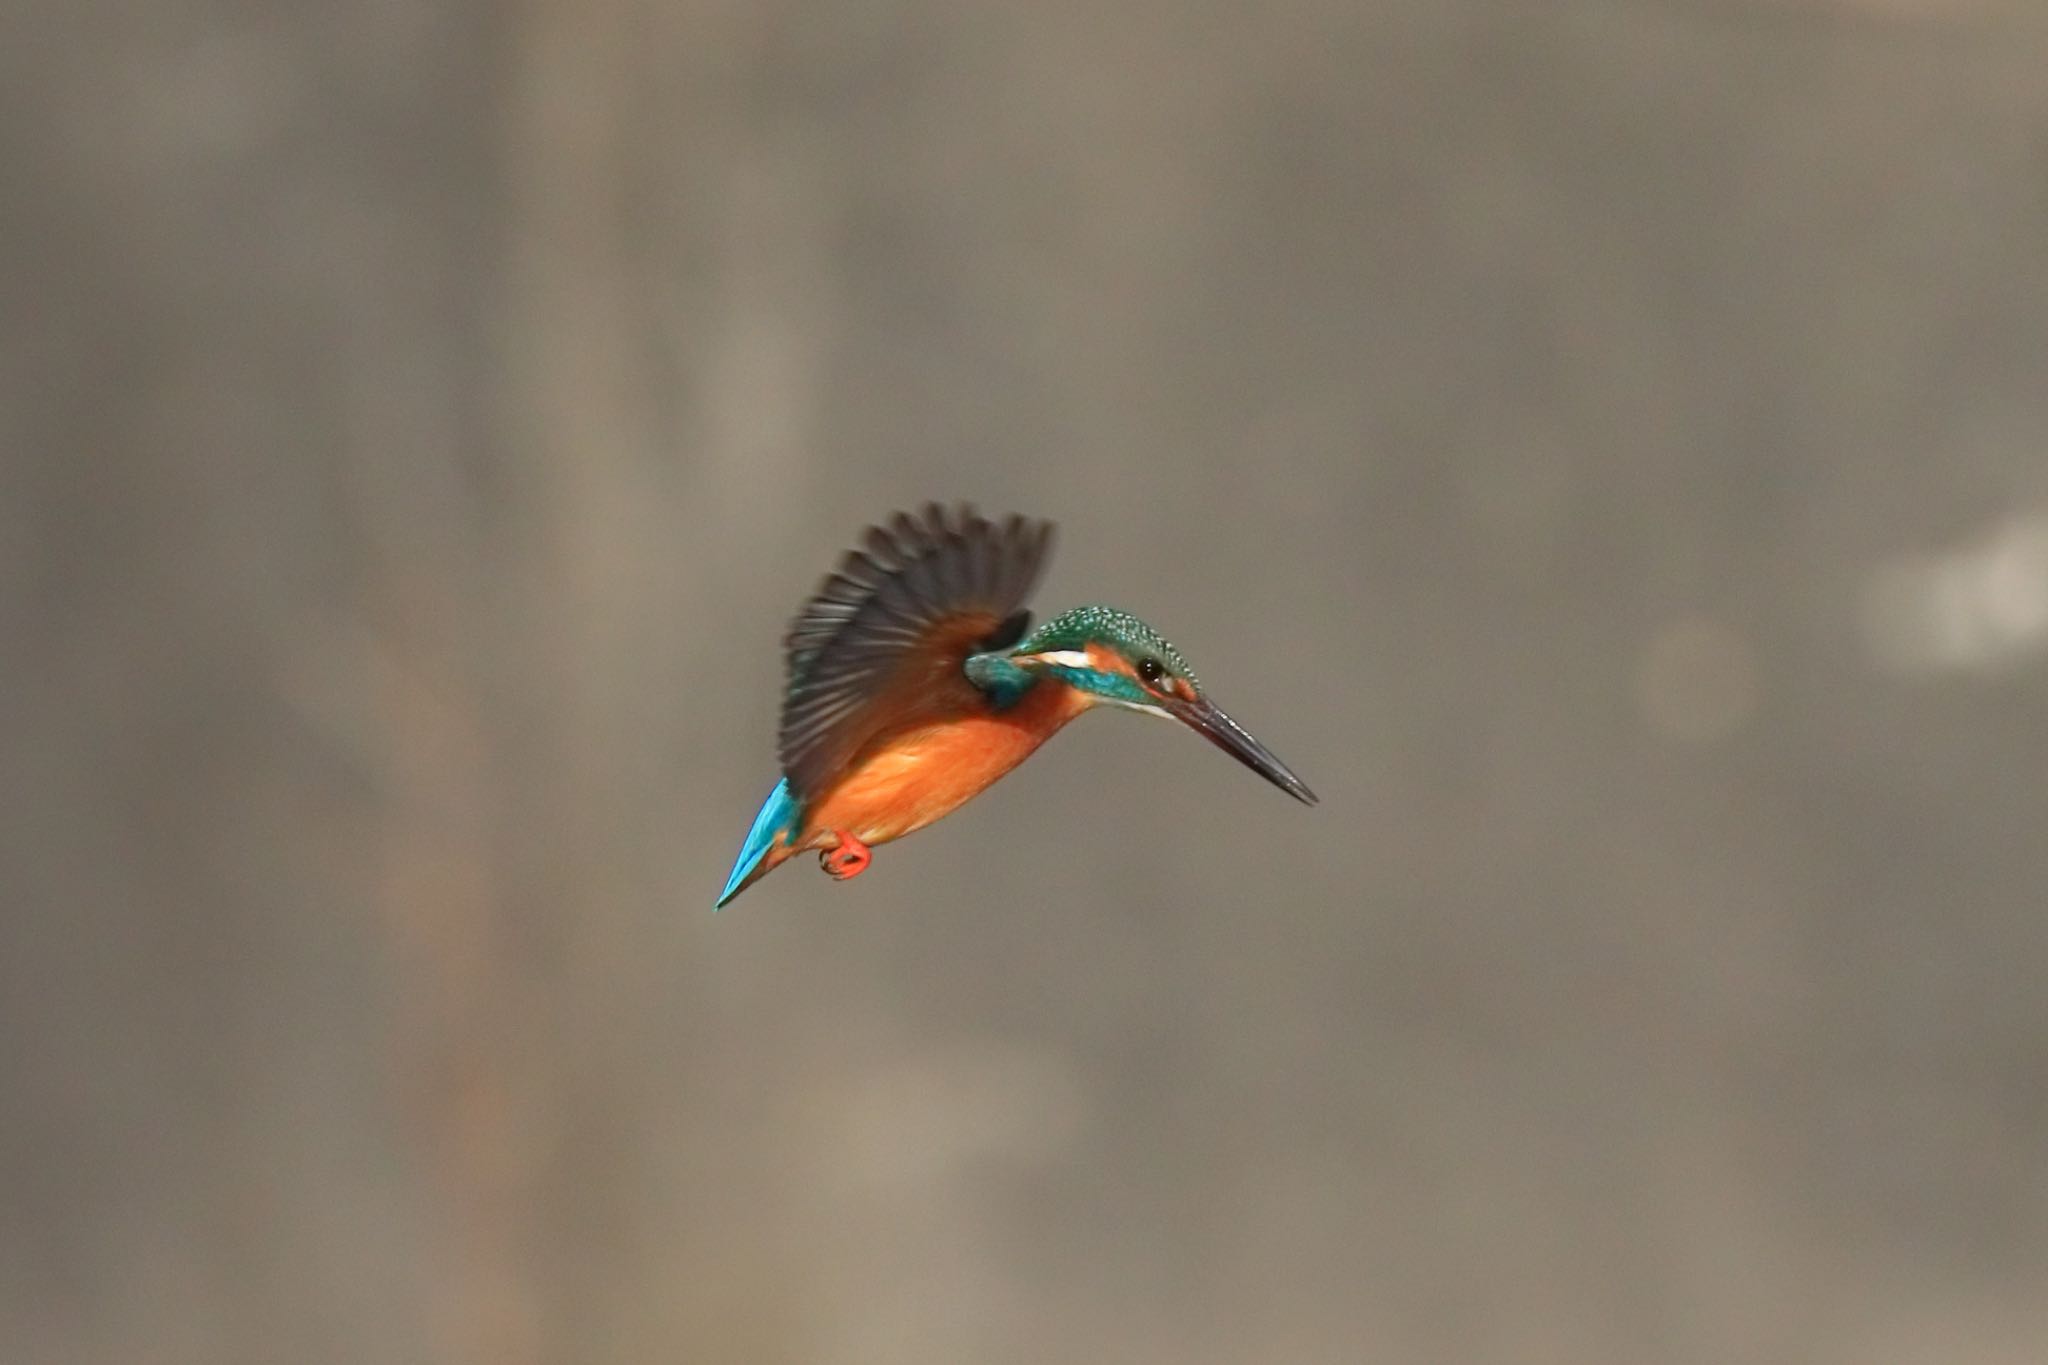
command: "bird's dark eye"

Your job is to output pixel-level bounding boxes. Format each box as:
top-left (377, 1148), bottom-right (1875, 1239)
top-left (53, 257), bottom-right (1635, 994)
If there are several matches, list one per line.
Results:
top-left (1137, 657), bottom-right (1166, 685)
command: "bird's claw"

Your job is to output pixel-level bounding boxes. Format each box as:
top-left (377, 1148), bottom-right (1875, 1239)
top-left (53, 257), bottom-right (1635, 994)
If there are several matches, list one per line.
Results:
top-left (819, 832), bottom-right (872, 881)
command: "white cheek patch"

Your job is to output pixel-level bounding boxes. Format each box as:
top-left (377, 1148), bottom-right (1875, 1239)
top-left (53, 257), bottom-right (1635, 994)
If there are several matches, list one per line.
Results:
top-left (1033, 650), bottom-right (1093, 668)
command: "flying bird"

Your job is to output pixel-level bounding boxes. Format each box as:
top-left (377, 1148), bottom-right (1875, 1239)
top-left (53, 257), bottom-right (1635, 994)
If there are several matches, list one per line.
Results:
top-left (716, 504), bottom-right (1316, 906)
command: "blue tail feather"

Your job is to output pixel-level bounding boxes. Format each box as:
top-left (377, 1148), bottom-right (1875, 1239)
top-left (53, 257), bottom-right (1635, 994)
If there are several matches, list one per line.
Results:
top-left (716, 778), bottom-right (801, 909)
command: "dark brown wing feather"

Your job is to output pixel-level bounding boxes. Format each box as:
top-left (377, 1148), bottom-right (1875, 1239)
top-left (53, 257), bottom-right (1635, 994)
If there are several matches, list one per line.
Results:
top-left (779, 503), bottom-right (1055, 803)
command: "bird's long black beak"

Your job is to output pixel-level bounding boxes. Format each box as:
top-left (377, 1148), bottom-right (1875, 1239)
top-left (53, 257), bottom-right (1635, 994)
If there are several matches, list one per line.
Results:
top-left (1166, 695), bottom-right (1318, 805)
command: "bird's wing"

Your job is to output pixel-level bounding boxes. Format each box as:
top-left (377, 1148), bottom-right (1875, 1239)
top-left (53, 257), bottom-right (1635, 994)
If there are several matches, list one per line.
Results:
top-left (779, 503), bottom-right (1055, 804)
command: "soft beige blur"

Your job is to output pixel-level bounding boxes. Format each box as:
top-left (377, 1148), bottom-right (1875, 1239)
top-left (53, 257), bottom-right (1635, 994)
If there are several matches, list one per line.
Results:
top-left (7, 2), bottom-right (2048, 1362)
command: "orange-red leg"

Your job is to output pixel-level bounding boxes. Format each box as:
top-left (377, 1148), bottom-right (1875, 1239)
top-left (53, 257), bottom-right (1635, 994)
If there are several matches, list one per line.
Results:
top-left (819, 831), bottom-right (872, 881)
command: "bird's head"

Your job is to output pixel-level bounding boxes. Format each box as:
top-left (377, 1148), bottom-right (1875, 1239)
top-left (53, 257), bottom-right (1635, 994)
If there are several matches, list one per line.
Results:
top-left (1010, 606), bottom-right (1317, 805)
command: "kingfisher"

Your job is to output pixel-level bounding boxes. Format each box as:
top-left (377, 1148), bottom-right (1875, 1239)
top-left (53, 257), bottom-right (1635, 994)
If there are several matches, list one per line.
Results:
top-left (715, 504), bottom-right (1316, 907)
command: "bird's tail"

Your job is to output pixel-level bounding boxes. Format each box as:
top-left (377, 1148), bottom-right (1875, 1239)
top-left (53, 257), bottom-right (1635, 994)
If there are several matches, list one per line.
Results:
top-left (715, 777), bottom-right (801, 909)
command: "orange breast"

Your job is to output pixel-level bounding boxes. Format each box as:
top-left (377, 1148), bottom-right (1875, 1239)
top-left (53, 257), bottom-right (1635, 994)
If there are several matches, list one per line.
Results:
top-left (801, 683), bottom-right (1092, 847)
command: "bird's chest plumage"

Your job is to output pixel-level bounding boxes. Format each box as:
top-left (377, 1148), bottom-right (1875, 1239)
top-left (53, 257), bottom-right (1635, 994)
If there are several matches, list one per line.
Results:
top-left (802, 682), bottom-right (1090, 845)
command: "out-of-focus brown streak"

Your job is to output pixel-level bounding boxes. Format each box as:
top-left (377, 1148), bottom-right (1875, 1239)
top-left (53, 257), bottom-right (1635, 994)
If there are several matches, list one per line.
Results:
top-left (371, 575), bottom-right (541, 1365)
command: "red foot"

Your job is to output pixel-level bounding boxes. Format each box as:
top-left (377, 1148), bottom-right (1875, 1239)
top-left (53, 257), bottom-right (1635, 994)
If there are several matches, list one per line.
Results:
top-left (819, 831), bottom-right (872, 881)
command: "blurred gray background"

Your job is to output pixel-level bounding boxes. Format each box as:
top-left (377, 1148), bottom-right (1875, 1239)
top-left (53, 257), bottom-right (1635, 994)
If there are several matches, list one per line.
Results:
top-left (7, 1), bottom-right (2048, 1362)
